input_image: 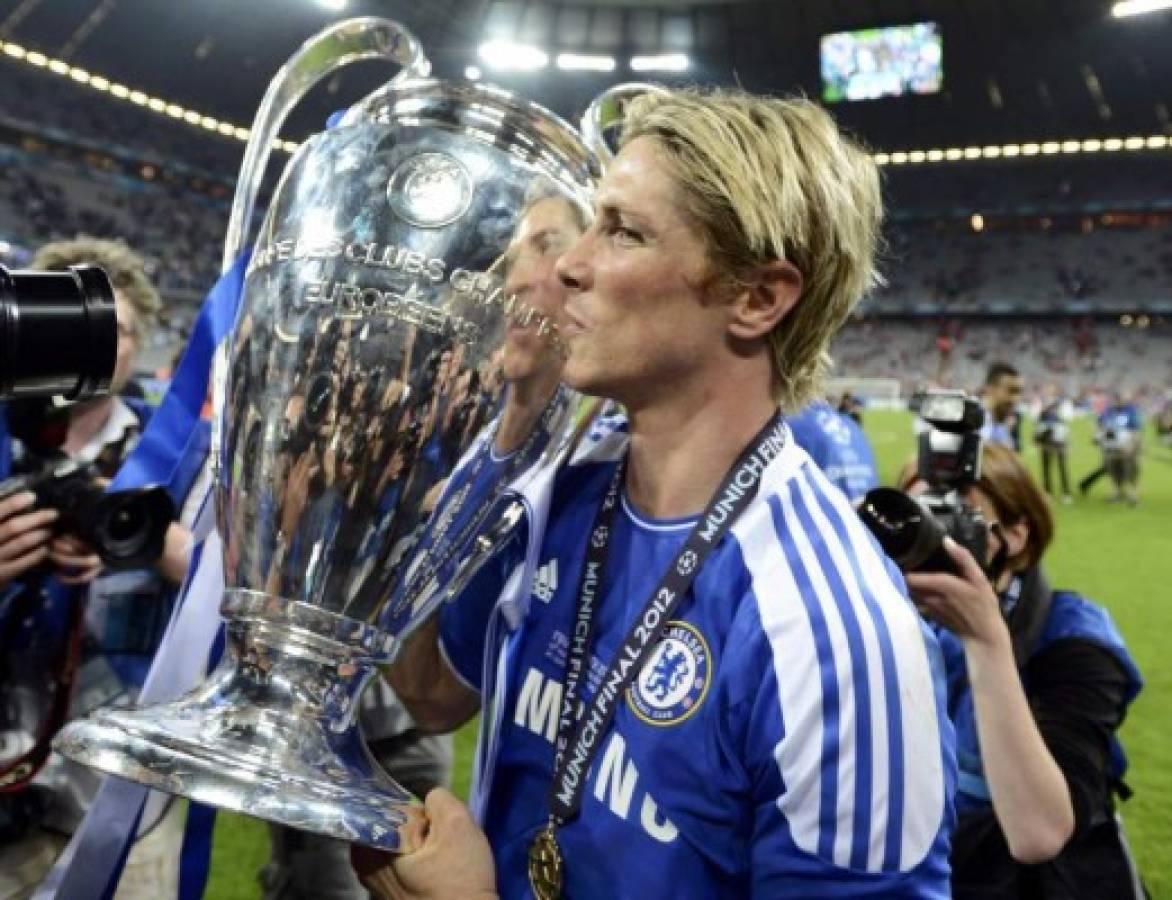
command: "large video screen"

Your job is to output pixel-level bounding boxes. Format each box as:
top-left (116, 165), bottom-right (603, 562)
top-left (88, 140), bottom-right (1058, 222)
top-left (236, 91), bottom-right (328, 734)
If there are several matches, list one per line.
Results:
top-left (821, 22), bottom-right (943, 103)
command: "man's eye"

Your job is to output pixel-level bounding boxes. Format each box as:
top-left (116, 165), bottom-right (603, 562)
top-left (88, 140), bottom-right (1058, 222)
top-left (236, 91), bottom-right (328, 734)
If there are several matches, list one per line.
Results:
top-left (609, 224), bottom-right (643, 243)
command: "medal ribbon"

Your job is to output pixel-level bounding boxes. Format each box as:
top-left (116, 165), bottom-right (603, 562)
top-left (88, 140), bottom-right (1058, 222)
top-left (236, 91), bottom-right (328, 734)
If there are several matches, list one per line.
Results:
top-left (547, 410), bottom-right (787, 825)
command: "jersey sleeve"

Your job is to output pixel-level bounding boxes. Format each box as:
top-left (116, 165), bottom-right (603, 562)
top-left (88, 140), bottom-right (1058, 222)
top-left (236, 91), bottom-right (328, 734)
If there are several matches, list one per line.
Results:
top-left (733, 469), bottom-right (955, 896)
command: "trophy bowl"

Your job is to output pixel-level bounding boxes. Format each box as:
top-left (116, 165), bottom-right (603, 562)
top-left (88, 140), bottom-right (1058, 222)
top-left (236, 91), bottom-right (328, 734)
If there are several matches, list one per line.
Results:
top-left (54, 18), bottom-right (595, 851)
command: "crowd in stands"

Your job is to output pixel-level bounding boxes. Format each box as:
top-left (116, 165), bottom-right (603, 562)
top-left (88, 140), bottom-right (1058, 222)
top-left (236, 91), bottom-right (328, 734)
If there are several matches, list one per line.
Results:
top-left (883, 153), bottom-right (1172, 218)
top-left (0, 60), bottom-right (242, 179)
top-left (0, 154), bottom-right (224, 365)
top-left (831, 317), bottom-right (1171, 408)
top-left (1, 60), bottom-right (1170, 399)
top-left (874, 223), bottom-right (1172, 313)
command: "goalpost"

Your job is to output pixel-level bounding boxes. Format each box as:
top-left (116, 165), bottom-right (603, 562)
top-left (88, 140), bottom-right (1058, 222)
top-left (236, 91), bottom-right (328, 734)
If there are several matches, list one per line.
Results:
top-left (826, 376), bottom-right (903, 409)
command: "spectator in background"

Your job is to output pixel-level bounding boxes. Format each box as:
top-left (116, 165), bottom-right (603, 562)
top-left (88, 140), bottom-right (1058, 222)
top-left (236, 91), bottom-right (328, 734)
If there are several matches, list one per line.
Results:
top-left (788, 398), bottom-right (879, 504)
top-left (980, 362), bottom-right (1024, 451)
top-left (1034, 386), bottom-right (1073, 504)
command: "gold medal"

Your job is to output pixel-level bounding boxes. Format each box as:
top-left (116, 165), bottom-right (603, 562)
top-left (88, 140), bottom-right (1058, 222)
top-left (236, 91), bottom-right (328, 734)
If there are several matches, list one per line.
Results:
top-left (527, 822), bottom-right (565, 900)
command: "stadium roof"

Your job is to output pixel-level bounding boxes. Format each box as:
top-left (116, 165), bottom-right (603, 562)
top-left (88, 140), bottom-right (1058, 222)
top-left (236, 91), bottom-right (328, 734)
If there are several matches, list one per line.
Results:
top-left (1, 0), bottom-right (1170, 156)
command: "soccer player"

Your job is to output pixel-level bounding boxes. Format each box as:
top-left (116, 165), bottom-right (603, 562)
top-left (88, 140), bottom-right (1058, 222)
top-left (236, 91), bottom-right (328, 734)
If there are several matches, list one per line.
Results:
top-left (979, 362), bottom-right (1024, 451)
top-left (371, 88), bottom-right (956, 898)
top-left (788, 398), bottom-right (880, 503)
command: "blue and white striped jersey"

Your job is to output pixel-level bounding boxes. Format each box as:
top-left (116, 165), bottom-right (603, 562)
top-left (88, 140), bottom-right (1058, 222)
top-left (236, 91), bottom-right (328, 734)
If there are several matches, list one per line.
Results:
top-left (441, 411), bottom-right (956, 898)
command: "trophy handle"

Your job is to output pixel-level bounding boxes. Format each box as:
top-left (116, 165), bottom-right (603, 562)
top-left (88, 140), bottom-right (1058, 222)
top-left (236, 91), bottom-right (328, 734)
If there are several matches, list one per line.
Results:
top-left (221, 16), bottom-right (430, 274)
top-left (211, 18), bottom-right (429, 491)
top-left (579, 81), bottom-right (669, 166)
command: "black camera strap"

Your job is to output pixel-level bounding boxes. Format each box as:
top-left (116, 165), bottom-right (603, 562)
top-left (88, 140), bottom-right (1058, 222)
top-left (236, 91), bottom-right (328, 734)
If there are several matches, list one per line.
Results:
top-left (0, 576), bottom-right (87, 792)
top-left (527, 411), bottom-right (786, 900)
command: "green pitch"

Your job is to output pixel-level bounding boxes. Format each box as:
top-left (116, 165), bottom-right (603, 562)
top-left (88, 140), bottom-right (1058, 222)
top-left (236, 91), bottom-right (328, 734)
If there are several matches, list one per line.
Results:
top-left (205, 409), bottom-right (1172, 898)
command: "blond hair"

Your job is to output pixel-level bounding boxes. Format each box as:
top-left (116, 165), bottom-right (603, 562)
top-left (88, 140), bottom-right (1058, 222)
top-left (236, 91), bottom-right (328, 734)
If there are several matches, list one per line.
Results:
top-left (620, 89), bottom-right (884, 411)
top-left (31, 237), bottom-right (161, 343)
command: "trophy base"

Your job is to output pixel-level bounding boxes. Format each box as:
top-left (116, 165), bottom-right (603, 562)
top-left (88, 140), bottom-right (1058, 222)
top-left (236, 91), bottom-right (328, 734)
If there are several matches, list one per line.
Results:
top-left (54, 592), bottom-right (425, 852)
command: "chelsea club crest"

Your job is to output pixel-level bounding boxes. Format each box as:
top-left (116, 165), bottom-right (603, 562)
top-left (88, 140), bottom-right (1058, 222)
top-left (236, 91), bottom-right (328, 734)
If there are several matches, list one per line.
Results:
top-left (627, 621), bottom-right (711, 726)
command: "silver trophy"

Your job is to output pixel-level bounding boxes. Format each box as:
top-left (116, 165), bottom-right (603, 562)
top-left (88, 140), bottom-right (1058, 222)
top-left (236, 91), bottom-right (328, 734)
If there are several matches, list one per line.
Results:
top-left (53, 18), bottom-right (600, 851)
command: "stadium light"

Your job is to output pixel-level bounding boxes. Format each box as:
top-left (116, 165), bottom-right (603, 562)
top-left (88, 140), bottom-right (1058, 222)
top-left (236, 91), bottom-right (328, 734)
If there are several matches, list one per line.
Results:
top-left (556, 53), bottom-right (616, 72)
top-left (870, 133), bottom-right (1171, 167)
top-left (316, 0), bottom-right (346, 10)
top-left (630, 53), bottom-right (689, 72)
top-left (464, 65), bottom-right (481, 80)
top-left (3, 36), bottom-right (1166, 170)
top-left (0, 38), bottom-right (299, 153)
top-left (478, 40), bottom-right (549, 71)
top-left (1112, 0), bottom-right (1172, 17)
top-left (970, 214), bottom-right (985, 232)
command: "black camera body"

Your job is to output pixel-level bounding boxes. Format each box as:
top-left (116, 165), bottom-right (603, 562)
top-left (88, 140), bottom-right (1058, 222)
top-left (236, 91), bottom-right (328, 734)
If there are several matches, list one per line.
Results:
top-left (859, 389), bottom-right (988, 575)
top-left (0, 457), bottom-right (174, 571)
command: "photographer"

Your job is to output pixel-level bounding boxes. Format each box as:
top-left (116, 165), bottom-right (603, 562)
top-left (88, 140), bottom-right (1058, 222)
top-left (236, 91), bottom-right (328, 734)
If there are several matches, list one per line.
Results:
top-left (904, 443), bottom-right (1144, 899)
top-left (0, 238), bottom-right (198, 898)
top-left (1034, 387), bottom-right (1072, 504)
top-left (1097, 391), bottom-right (1142, 506)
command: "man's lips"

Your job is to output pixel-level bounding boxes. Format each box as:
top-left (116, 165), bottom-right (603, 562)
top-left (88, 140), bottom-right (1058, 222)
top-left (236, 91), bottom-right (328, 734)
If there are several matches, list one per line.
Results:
top-left (562, 310), bottom-right (585, 338)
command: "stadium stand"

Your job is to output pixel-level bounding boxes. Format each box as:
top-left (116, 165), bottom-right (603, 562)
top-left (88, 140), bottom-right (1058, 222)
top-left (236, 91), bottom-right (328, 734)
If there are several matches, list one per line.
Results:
top-left (0, 54), bottom-right (1168, 398)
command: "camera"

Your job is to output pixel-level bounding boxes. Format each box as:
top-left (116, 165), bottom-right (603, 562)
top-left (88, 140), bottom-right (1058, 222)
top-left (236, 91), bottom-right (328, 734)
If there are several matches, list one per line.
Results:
top-left (2, 263), bottom-right (169, 568)
top-left (0, 459), bottom-right (174, 570)
top-left (1, 263), bottom-right (118, 402)
top-left (858, 389), bottom-right (989, 575)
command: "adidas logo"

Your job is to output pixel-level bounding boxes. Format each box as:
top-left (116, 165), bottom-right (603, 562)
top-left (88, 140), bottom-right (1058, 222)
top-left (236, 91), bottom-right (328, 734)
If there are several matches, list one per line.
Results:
top-left (532, 559), bottom-right (558, 603)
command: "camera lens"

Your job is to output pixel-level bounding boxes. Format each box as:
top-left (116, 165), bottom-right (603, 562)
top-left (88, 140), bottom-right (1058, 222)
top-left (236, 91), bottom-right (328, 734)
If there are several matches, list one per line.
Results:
top-left (88, 488), bottom-right (174, 569)
top-left (105, 500), bottom-right (147, 552)
top-left (858, 487), bottom-right (954, 574)
top-left (0, 263), bottom-right (118, 401)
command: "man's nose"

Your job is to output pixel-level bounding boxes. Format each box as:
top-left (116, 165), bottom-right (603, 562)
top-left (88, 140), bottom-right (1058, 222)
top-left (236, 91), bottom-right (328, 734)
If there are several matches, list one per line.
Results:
top-left (555, 233), bottom-right (589, 291)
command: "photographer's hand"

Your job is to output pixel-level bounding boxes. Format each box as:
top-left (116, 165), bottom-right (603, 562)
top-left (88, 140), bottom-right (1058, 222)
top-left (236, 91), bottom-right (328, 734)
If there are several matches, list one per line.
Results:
top-left (157, 523), bottom-right (195, 585)
top-left (0, 491), bottom-right (57, 585)
top-left (905, 538), bottom-right (1006, 647)
top-left (48, 533), bottom-right (103, 585)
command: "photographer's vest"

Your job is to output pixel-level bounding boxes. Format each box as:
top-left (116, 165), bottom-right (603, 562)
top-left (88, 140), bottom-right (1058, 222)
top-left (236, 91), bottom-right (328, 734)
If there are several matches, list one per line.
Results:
top-left (940, 573), bottom-right (1142, 811)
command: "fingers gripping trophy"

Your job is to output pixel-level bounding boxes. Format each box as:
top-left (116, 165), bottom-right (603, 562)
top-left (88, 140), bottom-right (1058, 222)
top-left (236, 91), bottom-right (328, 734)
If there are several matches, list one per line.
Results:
top-left (52, 18), bottom-right (608, 851)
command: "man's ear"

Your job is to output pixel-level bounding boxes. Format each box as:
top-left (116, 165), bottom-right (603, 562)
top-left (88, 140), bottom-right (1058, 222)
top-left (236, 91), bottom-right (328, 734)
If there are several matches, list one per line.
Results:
top-left (727, 259), bottom-right (803, 342)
